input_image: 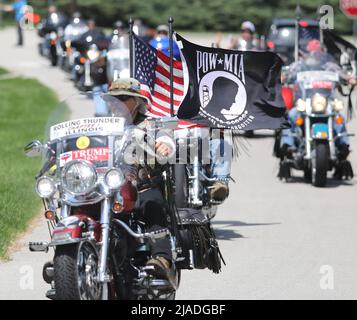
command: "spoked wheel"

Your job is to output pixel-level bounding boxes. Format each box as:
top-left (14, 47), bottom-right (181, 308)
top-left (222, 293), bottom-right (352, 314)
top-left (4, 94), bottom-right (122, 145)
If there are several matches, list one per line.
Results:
top-left (311, 142), bottom-right (329, 187)
top-left (54, 241), bottom-right (102, 300)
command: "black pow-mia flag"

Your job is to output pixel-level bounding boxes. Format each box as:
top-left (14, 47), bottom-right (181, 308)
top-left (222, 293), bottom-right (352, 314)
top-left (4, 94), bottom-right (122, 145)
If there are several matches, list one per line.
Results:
top-left (175, 33), bottom-right (288, 130)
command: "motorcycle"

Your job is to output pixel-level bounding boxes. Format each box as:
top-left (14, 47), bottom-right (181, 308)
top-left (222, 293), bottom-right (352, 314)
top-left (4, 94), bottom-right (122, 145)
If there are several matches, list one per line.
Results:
top-left (71, 36), bottom-right (109, 91)
top-left (59, 18), bottom-right (89, 72)
top-left (278, 70), bottom-right (352, 187)
top-left (172, 127), bottom-right (232, 220)
top-left (38, 14), bottom-right (68, 66)
top-left (106, 34), bottom-right (130, 82)
top-left (24, 94), bottom-right (224, 300)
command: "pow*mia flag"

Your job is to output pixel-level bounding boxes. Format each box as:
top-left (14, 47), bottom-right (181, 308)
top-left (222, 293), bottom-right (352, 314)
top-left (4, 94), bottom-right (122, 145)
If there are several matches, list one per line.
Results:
top-left (176, 34), bottom-right (287, 130)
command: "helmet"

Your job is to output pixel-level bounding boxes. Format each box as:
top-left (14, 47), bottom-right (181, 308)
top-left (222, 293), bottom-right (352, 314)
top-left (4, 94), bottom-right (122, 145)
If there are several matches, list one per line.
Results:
top-left (240, 21), bottom-right (255, 33)
top-left (109, 78), bottom-right (149, 114)
top-left (114, 20), bottom-right (124, 29)
top-left (306, 39), bottom-right (322, 52)
top-left (157, 24), bottom-right (169, 35)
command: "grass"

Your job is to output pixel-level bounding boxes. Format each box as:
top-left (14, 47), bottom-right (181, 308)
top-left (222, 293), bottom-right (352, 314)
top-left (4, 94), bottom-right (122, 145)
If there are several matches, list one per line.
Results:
top-left (0, 67), bottom-right (7, 76)
top-left (0, 74), bottom-right (58, 259)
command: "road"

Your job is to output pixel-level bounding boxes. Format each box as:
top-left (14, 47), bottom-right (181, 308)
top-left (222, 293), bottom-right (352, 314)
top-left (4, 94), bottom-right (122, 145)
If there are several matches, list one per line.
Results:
top-left (0, 28), bottom-right (357, 300)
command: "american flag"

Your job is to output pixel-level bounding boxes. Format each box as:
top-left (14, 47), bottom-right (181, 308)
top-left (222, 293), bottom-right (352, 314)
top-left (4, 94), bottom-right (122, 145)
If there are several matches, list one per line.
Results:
top-left (134, 34), bottom-right (184, 118)
top-left (298, 25), bottom-right (320, 42)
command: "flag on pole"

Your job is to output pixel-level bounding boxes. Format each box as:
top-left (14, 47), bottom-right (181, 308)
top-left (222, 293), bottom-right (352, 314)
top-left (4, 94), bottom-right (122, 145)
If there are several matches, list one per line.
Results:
top-left (133, 34), bottom-right (184, 117)
top-left (175, 33), bottom-right (288, 131)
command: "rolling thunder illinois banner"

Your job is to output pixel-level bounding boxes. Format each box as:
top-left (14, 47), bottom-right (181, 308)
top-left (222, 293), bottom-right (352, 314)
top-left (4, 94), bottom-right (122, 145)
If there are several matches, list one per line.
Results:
top-left (175, 33), bottom-right (288, 130)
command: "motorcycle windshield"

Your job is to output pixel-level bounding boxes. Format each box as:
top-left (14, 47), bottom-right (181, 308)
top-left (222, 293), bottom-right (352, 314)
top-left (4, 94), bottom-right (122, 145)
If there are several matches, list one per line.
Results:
top-left (42, 93), bottom-right (133, 171)
top-left (295, 54), bottom-right (339, 99)
top-left (107, 35), bottom-right (130, 79)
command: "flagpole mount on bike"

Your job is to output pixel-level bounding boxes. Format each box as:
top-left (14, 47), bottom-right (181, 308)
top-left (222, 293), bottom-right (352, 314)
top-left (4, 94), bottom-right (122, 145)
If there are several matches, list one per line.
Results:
top-left (168, 16), bottom-right (174, 117)
top-left (129, 17), bottom-right (134, 78)
top-left (294, 4), bottom-right (301, 62)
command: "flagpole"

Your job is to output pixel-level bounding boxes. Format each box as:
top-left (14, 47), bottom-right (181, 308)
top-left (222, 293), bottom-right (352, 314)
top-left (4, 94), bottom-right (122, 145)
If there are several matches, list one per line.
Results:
top-left (129, 17), bottom-right (134, 78)
top-left (294, 4), bottom-right (301, 63)
top-left (168, 16), bottom-right (174, 117)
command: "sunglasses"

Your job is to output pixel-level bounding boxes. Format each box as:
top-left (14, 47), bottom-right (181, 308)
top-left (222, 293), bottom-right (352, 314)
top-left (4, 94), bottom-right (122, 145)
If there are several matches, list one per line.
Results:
top-left (116, 95), bottom-right (134, 102)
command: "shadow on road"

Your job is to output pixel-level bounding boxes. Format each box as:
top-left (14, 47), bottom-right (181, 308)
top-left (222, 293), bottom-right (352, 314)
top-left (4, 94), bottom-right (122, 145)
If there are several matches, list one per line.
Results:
top-left (281, 176), bottom-right (355, 188)
top-left (212, 220), bottom-right (281, 241)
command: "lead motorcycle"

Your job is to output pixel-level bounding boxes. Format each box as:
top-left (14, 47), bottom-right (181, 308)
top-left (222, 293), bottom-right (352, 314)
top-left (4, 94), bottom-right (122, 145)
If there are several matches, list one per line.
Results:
top-left (25, 94), bottom-right (223, 300)
top-left (278, 69), bottom-right (353, 187)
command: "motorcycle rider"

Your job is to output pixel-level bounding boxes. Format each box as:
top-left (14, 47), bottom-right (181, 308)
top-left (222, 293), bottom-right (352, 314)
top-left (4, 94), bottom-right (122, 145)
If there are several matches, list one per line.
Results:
top-left (147, 28), bottom-right (232, 200)
top-left (63, 12), bottom-right (88, 42)
top-left (280, 39), bottom-right (356, 179)
top-left (72, 19), bottom-right (109, 113)
top-left (149, 25), bottom-right (181, 60)
top-left (228, 21), bottom-right (259, 51)
top-left (108, 78), bottom-right (176, 283)
top-left (39, 5), bottom-right (68, 36)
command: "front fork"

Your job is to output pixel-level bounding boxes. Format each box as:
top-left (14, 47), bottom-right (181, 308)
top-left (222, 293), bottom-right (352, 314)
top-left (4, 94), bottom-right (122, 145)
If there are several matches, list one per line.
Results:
top-left (98, 198), bottom-right (111, 284)
top-left (60, 199), bottom-right (112, 283)
top-left (304, 115), bottom-right (335, 161)
top-left (84, 60), bottom-right (92, 87)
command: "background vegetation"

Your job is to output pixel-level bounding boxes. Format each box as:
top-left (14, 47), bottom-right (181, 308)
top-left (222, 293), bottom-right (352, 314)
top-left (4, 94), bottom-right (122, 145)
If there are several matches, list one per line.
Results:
top-left (0, 74), bottom-right (58, 258)
top-left (1, 0), bottom-right (355, 35)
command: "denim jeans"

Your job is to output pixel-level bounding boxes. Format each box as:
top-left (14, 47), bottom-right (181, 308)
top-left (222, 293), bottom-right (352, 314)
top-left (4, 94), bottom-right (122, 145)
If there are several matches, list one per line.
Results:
top-left (280, 107), bottom-right (349, 149)
top-left (210, 138), bottom-right (232, 179)
top-left (93, 84), bottom-right (109, 116)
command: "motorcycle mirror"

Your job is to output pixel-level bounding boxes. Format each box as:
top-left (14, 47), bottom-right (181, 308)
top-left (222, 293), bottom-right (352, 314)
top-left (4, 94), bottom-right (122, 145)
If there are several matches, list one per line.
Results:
top-left (24, 140), bottom-right (44, 157)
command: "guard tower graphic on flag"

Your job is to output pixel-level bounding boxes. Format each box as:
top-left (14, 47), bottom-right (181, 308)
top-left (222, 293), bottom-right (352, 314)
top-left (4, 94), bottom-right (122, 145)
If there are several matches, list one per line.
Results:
top-left (202, 85), bottom-right (210, 108)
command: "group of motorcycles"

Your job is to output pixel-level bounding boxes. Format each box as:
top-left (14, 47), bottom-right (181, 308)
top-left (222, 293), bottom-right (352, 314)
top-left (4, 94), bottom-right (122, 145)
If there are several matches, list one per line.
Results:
top-left (35, 12), bottom-right (224, 301)
top-left (37, 12), bottom-right (129, 91)
top-left (27, 12), bottom-right (356, 300)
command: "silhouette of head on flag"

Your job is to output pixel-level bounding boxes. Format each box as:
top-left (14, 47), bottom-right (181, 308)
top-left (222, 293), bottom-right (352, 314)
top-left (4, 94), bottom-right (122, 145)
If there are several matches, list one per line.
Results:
top-left (204, 77), bottom-right (239, 118)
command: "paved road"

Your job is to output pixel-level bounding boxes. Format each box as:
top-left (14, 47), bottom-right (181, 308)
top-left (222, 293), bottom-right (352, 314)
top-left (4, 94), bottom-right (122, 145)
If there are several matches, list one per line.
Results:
top-left (1, 28), bottom-right (357, 300)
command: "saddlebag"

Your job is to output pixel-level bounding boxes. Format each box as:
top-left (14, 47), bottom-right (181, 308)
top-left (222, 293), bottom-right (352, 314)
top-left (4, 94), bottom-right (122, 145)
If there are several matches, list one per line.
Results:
top-left (176, 208), bottom-right (225, 273)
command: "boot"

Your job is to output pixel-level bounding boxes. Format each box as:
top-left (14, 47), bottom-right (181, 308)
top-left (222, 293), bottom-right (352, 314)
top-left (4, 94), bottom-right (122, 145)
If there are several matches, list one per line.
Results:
top-left (210, 181), bottom-right (229, 202)
top-left (146, 256), bottom-right (176, 285)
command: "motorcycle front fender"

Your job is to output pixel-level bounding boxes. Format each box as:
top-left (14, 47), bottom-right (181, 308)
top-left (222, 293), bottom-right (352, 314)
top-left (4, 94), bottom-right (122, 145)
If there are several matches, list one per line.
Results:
top-left (311, 123), bottom-right (329, 140)
top-left (50, 214), bottom-right (101, 247)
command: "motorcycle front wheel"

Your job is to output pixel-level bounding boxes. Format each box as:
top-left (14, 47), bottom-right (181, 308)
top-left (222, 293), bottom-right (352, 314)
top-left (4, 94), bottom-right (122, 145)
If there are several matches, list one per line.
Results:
top-left (54, 241), bottom-right (102, 300)
top-left (312, 142), bottom-right (329, 187)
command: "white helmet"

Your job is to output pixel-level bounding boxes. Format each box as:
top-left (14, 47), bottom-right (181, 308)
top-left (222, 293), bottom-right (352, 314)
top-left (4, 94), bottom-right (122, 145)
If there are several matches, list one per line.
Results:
top-left (240, 21), bottom-right (255, 33)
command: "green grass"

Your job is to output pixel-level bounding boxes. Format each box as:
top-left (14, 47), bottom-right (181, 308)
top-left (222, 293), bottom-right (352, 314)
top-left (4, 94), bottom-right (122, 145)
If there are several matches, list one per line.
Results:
top-left (0, 68), bottom-right (7, 76)
top-left (0, 76), bottom-right (58, 259)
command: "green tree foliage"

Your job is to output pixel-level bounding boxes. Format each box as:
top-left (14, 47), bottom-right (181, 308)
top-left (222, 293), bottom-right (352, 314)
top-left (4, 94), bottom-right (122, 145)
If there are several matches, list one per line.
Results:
top-left (28, 0), bottom-right (354, 34)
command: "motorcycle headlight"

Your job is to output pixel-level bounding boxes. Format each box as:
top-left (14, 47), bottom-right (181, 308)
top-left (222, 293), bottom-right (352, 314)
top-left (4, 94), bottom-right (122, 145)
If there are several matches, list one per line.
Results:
top-left (62, 160), bottom-right (97, 195)
top-left (311, 94), bottom-right (327, 113)
top-left (87, 48), bottom-right (100, 61)
top-left (105, 169), bottom-right (125, 189)
top-left (36, 177), bottom-right (56, 198)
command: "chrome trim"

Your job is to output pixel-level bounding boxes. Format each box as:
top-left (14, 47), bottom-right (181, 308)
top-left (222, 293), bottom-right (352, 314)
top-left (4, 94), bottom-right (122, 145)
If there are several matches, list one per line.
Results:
top-left (60, 204), bottom-right (70, 218)
top-left (36, 176), bottom-right (56, 198)
top-left (328, 116), bottom-right (336, 160)
top-left (61, 160), bottom-right (97, 196)
top-left (304, 115), bottom-right (312, 160)
top-left (98, 198), bottom-right (111, 283)
top-left (113, 219), bottom-right (170, 241)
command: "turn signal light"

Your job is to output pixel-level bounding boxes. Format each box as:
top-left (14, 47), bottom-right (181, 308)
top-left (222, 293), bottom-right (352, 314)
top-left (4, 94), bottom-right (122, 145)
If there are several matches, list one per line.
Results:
top-left (112, 201), bottom-right (124, 213)
top-left (44, 210), bottom-right (55, 220)
top-left (335, 115), bottom-right (344, 125)
top-left (295, 116), bottom-right (304, 126)
top-left (79, 57), bottom-right (86, 64)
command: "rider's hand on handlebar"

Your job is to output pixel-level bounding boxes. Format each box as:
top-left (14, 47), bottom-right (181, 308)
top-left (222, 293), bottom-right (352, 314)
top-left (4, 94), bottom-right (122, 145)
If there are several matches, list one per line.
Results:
top-left (155, 141), bottom-right (172, 157)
